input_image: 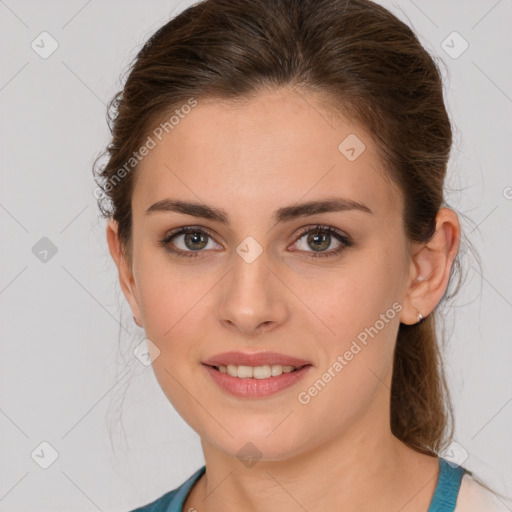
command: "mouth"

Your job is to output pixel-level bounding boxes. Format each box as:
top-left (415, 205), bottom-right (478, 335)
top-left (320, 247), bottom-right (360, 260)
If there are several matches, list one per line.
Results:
top-left (202, 359), bottom-right (313, 399)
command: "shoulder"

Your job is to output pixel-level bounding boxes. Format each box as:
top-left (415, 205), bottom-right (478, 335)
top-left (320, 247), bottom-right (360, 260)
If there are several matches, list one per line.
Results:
top-left (455, 473), bottom-right (512, 512)
top-left (127, 466), bottom-right (206, 512)
top-left (128, 488), bottom-right (178, 512)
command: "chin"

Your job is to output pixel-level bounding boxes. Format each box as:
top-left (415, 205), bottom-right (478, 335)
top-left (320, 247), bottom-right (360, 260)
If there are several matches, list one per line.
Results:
top-left (206, 425), bottom-right (306, 463)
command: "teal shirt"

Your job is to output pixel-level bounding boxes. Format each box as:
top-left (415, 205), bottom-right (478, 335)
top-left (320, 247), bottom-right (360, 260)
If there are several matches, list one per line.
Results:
top-left (130, 457), bottom-right (465, 512)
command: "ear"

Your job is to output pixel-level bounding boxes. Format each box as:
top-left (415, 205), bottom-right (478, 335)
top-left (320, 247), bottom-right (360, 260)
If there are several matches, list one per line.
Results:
top-left (106, 219), bottom-right (143, 326)
top-left (400, 207), bottom-right (461, 325)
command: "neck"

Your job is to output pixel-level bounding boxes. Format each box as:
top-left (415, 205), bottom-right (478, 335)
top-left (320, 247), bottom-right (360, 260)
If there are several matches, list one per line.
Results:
top-left (184, 409), bottom-right (439, 511)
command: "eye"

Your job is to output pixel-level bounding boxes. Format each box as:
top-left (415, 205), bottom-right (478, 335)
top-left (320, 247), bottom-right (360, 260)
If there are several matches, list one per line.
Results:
top-left (290, 224), bottom-right (352, 259)
top-left (159, 226), bottom-right (219, 259)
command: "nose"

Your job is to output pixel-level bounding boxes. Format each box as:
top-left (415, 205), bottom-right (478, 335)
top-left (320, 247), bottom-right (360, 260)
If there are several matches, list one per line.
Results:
top-left (216, 249), bottom-right (290, 337)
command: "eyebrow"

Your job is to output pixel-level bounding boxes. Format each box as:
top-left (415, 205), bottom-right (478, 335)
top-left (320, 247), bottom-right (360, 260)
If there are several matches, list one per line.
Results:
top-left (145, 196), bottom-right (372, 224)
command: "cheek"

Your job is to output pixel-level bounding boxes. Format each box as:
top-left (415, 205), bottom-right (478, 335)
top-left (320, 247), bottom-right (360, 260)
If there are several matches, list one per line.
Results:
top-left (136, 262), bottom-right (211, 429)
top-left (135, 249), bottom-right (209, 341)
top-left (290, 248), bottom-right (403, 343)
top-left (293, 249), bottom-right (403, 410)
top-left (292, 265), bottom-right (401, 438)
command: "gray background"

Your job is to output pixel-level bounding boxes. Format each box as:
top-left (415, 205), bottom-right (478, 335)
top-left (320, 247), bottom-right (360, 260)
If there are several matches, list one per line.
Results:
top-left (1, 0), bottom-right (511, 510)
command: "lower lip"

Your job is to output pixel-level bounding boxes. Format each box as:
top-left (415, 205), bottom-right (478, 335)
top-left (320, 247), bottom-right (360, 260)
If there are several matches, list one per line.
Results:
top-left (202, 364), bottom-right (313, 398)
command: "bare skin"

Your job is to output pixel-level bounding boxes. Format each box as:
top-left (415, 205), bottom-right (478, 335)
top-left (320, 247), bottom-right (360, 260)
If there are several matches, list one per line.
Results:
top-left (107, 87), bottom-right (460, 511)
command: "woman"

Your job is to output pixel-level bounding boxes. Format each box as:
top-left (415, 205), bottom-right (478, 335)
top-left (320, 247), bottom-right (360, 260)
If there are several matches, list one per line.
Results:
top-left (93, 0), bottom-right (508, 510)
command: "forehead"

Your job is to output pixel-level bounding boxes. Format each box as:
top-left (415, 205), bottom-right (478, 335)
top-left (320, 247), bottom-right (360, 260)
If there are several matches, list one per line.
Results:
top-left (133, 88), bottom-right (402, 223)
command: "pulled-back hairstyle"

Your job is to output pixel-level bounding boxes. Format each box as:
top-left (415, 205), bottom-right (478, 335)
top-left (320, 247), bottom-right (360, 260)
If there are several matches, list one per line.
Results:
top-left (93, 0), bottom-right (467, 457)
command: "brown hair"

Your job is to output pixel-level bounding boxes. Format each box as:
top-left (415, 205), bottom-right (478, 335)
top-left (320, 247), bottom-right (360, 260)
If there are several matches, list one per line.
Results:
top-left (94, 0), bottom-right (466, 458)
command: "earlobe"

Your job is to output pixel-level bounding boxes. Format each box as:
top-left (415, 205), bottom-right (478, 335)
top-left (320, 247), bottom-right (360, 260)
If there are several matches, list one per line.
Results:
top-left (400, 208), bottom-right (460, 325)
top-left (105, 219), bottom-right (143, 326)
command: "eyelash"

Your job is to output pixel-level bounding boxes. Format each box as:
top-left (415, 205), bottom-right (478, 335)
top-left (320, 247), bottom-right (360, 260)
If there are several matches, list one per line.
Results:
top-left (159, 224), bottom-right (353, 260)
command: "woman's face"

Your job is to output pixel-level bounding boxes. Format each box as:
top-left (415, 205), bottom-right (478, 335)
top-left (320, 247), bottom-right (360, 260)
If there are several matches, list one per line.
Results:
top-left (119, 87), bottom-right (417, 461)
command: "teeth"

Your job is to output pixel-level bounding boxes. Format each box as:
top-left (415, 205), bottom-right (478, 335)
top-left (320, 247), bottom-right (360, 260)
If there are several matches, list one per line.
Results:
top-left (217, 364), bottom-right (298, 378)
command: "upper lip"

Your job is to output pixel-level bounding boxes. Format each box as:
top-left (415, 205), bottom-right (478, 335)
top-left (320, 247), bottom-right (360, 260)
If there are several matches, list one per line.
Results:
top-left (203, 351), bottom-right (312, 368)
